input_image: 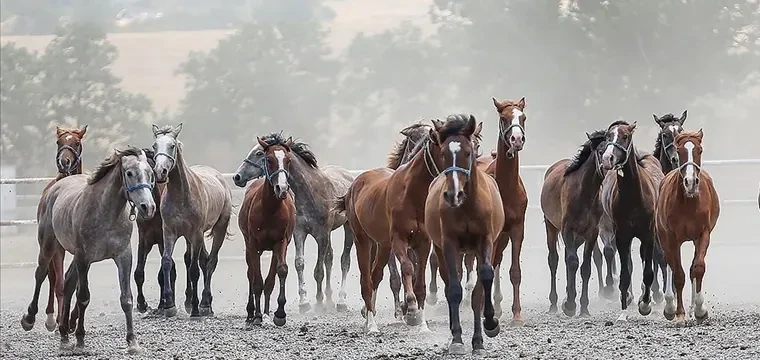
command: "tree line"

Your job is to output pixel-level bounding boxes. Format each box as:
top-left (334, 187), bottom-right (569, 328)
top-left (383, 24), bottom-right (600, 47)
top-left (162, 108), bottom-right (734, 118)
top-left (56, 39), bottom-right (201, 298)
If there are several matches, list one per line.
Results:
top-left (2, 0), bottom-right (758, 176)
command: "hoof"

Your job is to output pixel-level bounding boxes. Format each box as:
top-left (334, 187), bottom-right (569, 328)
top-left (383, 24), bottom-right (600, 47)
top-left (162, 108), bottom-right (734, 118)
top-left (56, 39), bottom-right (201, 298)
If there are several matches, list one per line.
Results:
top-left (199, 306), bottom-right (214, 317)
top-left (653, 291), bottom-right (665, 304)
top-left (426, 292), bottom-right (438, 306)
top-left (127, 342), bottom-right (143, 355)
top-left (638, 301), bottom-right (652, 316)
top-left (136, 302), bottom-right (148, 314)
top-left (695, 310), bottom-right (708, 324)
top-left (394, 308), bottom-right (404, 321)
top-left (561, 302), bottom-right (576, 317)
top-left (472, 348), bottom-right (486, 356)
top-left (601, 286), bottom-right (616, 300)
top-left (273, 315), bottom-right (286, 327)
top-left (336, 302), bottom-right (348, 312)
top-left (164, 306), bottom-right (178, 318)
top-left (548, 304), bottom-right (558, 313)
top-left (493, 308), bottom-right (503, 319)
top-left (45, 314), bottom-right (57, 332)
top-left (626, 294), bottom-right (634, 307)
top-left (484, 319), bottom-right (500, 338)
top-left (366, 327), bottom-right (380, 335)
top-left (404, 311), bottom-right (423, 326)
top-left (664, 308), bottom-right (676, 321)
top-left (578, 310), bottom-right (591, 318)
top-left (184, 301), bottom-right (193, 315)
top-left (246, 316), bottom-right (263, 327)
top-left (510, 317), bottom-right (525, 327)
top-left (59, 341), bottom-right (73, 351)
top-left (20, 315), bottom-right (34, 331)
top-left (448, 342), bottom-right (468, 355)
top-left (361, 306), bottom-right (367, 319)
top-left (675, 315), bottom-right (686, 327)
top-left (299, 302), bottom-right (311, 314)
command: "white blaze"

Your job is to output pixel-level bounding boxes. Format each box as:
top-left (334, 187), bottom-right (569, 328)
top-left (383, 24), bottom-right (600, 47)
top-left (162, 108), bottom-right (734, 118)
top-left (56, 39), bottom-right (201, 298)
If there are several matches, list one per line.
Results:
top-left (603, 126), bottom-right (619, 158)
top-left (274, 150), bottom-right (288, 188)
top-left (65, 135), bottom-right (73, 140)
top-left (669, 125), bottom-right (680, 134)
top-left (684, 141), bottom-right (695, 181)
top-left (511, 108), bottom-right (524, 139)
top-left (448, 141), bottom-right (461, 195)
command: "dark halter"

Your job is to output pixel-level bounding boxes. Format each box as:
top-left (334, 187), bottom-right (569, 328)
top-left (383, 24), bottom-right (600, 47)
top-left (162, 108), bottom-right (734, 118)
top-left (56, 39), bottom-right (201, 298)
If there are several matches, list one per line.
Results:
top-left (56, 145), bottom-right (82, 175)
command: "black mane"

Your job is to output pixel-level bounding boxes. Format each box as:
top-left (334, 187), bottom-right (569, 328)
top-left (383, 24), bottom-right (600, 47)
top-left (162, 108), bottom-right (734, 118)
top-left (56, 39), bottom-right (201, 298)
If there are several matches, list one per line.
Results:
top-left (387, 122), bottom-right (429, 169)
top-left (260, 132), bottom-right (318, 169)
top-left (608, 119), bottom-right (630, 129)
top-left (652, 114), bottom-right (678, 159)
top-left (438, 113), bottom-right (483, 142)
top-left (88, 146), bottom-right (144, 185)
top-left (564, 129), bottom-right (606, 175)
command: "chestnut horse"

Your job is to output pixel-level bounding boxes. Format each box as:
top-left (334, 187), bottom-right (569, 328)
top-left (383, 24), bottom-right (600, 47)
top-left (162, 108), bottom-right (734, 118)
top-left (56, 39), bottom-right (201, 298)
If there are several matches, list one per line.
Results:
top-left (485, 97), bottom-right (529, 324)
top-left (38, 125), bottom-right (87, 332)
top-left (235, 134), bottom-right (297, 326)
top-left (656, 130), bottom-right (720, 326)
top-left (598, 120), bottom-right (661, 321)
top-left (541, 128), bottom-right (609, 316)
top-left (334, 119), bottom-right (446, 334)
top-left (425, 114), bottom-right (502, 355)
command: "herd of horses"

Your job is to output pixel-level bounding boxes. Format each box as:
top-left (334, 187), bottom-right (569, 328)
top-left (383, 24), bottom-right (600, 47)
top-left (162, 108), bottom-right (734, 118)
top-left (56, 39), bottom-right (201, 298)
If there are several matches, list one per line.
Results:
top-left (16, 97), bottom-right (735, 355)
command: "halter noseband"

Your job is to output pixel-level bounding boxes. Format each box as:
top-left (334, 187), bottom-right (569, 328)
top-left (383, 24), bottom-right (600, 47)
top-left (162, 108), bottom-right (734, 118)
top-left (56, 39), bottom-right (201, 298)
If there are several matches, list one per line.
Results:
top-left (498, 115), bottom-right (525, 158)
top-left (441, 149), bottom-right (474, 179)
top-left (122, 169), bottom-right (155, 222)
top-left (604, 137), bottom-right (633, 170)
top-left (56, 144), bottom-right (82, 175)
top-left (244, 150), bottom-right (290, 195)
top-left (154, 151), bottom-right (177, 174)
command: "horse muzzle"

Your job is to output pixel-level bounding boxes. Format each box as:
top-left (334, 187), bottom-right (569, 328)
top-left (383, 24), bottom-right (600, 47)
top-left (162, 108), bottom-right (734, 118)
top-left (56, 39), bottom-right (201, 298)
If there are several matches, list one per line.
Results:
top-left (136, 201), bottom-right (157, 220)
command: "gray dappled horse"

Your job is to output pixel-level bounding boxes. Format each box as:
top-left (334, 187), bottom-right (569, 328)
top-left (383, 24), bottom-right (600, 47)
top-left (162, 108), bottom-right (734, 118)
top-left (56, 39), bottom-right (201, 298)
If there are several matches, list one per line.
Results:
top-left (21, 147), bottom-right (156, 354)
top-left (152, 123), bottom-right (233, 317)
top-left (233, 133), bottom-right (355, 313)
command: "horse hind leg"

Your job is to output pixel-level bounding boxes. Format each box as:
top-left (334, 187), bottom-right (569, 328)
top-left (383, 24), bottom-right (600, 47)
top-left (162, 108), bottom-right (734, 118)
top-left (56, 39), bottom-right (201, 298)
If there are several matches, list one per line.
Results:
top-left (386, 250), bottom-right (404, 320)
top-left (200, 214), bottom-right (229, 316)
top-left (426, 251), bottom-right (439, 306)
top-left (599, 228), bottom-right (617, 300)
top-left (323, 233), bottom-right (336, 310)
top-left (545, 219), bottom-right (560, 313)
top-left (336, 223), bottom-right (353, 312)
top-left (21, 236), bottom-right (55, 331)
top-left (134, 237), bottom-right (152, 314)
top-left (690, 231), bottom-right (711, 323)
top-left (390, 239), bottom-right (421, 327)
top-left (46, 246), bottom-right (65, 332)
top-left (293, 227), bottom-right (311, 313)
top-left (462, 253), bottom-right (477, 307)
top-left (592, 239), bottom-right (604, 299)
top-left (58, 261), bottom-right (79, 348)
top-left (72, 257), bottom-right (92, 350)
top-left (353, 225), bottom-right (379, 334)
top-left (313, 232), bottom-right (330, 311)
top-left (651, 240), bottom-right (667, 304)
top-left (115, 251), bottom-right (141, 354)
top-left (411, 240), bottom-right (432, 333)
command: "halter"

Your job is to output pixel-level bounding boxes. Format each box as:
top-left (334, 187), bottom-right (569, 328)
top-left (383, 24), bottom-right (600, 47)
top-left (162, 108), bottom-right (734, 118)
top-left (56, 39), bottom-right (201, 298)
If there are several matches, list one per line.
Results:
top-left (498, 117), bottom-right (525, 157)
top-left (422, 138), bottom-right (441, 177)
top-left (677, 157), bottom-right (701, 177)
top-left (604, 137), bottom-right (633, 170)
top-left (441, 148), bottom-right (474, 179)
top-left (154, 151), bottom-right (177, 175)
top-left (245, 151), bottom-right (290, 196)
top-left (56, 144), bottom-right (82, 175)
top-left (122, 171), bottom-right (155, 222)
top-left (659, 130), bottom-right (681, 168)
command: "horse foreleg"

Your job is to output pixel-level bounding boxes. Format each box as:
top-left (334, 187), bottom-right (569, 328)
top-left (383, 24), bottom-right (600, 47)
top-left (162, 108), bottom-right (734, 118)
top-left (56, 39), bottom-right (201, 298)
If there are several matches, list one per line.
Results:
top-left (508, 223), bottom-right (525, 324)
top-left (134, 237), bottom-right (152, 313)
top-left (337, 223), bottom-right (354, 312)
top-left (561, 233), bottom-right (580, 317)
top-left (73, 257), bottom-right (91, 349)
top-left (615, 231), bottom-right (634, 322)
top-left (115, 251), bottom-right (140, 354)
top-left (244, 242), bottom-right (264, 326)
top-left (636, 234), bottom-right (656, 317)
top-left (491, 232), bottom-right (509, 319)
top-left (579, 233), bottom-right (598, 317)
top-left (262, 251), bottom-right (278, 319)
top-left (293, 227), bottom-right (310, 313)
top-left (21, 244), bottom-right (54, 332)
top-left (187, 235), bottom-right (204, 317)
top-left (652, 240), bottom-right (667, 304)
top-left (545, 219), bottom-right (559, 313)
top-left (411, 239), bottom-right (431, 332)
top-left (479, 236), bottom-right (500, 352)
top-left (690, 231), bottom-right (711, 323)
top-left (592, 239), bottom-right (604, 298)
top-left (427, 251), bottom-right (439, 306)
top-left (443, 240), bottom-right (466, 355)
top-left (313, 232), bottom-right (329, 310)
top-left (273, 236), bottom-right (289, 327)
top-left (386, 250), bottom-right (403, 320)
top-left (660, 232), bottom-right (678, 321)
top-left (200, 214), bottom-right (229, 316)
top-left (391, 239), bottom-right (420, 327)
top-left (160, 230), bottom-right (179, 317)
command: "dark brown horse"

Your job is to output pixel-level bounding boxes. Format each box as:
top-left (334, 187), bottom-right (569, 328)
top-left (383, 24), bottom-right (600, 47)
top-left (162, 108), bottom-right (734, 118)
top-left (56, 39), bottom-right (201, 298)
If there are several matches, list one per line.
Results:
top-left (485, 97), bottom-right (529, 324)
top-left (425, 114), bottom-right (502, 355)
top-left (541, 129), bottom-right (609, 316)
top-left (235, 134), bottom-right (297, 326)
top-left (598, 120), bottom-right (661, 321)
top-left (335, 119), bottom-right (446, 334)
top-left (656, 130), bottom-right (720, 326)
top-left (40, 125), bottom-right (87, 332)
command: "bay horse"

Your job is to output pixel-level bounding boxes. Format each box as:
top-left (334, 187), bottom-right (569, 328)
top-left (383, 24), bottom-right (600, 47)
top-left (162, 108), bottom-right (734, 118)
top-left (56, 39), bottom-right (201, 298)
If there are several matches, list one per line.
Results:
top-left (232, 133), bottom-right (354, 314)
top-left (425, 114), bottom-right (502, 355)
top-left (38, 125), bottom-right (87, 332)
top-left (334, 118), bottom-right (447, 334)
top-left (656, 129), bottom-right (720, 325)
top-left (134, 148), bottom-right (203, 314)
top-left (598, 120), bottom-right (661, 321)
top-left (234, 134), bottom-right (297, 326)
top-left (540, 129), bottom-right (609, 316)
top-left (485, 97), bottom-right (529, 324)
top-left (152, 123), bottom-right (233, 317)
top-left (21, 147), bottom-right (156, 353)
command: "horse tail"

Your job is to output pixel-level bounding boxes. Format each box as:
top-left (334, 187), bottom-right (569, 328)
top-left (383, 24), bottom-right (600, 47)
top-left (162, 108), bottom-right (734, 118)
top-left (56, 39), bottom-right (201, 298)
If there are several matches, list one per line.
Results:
top-left (334, 194), bottom-right (347, 215)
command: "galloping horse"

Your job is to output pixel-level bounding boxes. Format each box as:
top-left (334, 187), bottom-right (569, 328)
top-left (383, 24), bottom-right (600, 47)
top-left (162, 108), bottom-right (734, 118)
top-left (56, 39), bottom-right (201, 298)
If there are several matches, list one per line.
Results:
top-left (656, 130), bottom-right (720, 325)
top-left (134, 148), bottom-right (203, 314)
top-left (486, 97), bottom-right (529, 324)
top-left (335, 119), bottom-right (446, 334)
top-left (598, 120), bottom-right (661, 321)
top-left (425, 114), bottom-right (502, 355)
top-left (541, 129), bottom-right (609, 316)
top-left (38, 125), bottom-right (87, 332)
top-left (232, 133), bottom-right (353, 313)
top-left (22, 147), bottom-right (155, 353)
top-left (152, 124), bottom-right (233, 317)
top-left (234, 134), bottom-right (297, 326)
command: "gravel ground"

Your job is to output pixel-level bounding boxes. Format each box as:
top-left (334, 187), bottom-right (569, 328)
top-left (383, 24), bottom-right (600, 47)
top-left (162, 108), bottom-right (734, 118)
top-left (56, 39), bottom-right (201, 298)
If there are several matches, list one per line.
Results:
top-left (2, 229), bottom-right (760, 359)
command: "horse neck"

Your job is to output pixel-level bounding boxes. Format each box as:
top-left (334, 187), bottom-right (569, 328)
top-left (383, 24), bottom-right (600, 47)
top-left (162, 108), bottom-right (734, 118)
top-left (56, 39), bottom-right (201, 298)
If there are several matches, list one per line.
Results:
top-left (407, 146), bottom-right (437, 185)
top-left (658, 150), bottom-right (675, 174)
top-left (495, 140), bottom-right (520, 185)
top-left (618, 146), bottom-right (644, 201)
top-left (260, 178), bottom-right (284, 210)
top-left (89, 163), bottom-right (128, 219)
top-left (287, 155), bottom-right (325, 204)
top-left (578, 154), bottom-right (605, 200)
top-left (166, 149), bottom-right (193, 197)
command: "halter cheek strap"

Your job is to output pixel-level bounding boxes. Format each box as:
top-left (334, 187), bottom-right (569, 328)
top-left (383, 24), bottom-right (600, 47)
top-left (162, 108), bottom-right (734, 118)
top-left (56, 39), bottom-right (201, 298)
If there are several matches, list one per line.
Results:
top-left (247, 154), bottom-right (290, 196)
top-left (498, 120), bottom-right (525, 157)
top-left (56, 145), bottom-right (82, 174)
top-left (604, 138), bottom-right (633, 169)
top-left (422, 139), bottom-right (441, 177)
top-left (441, 148), bottom-right (474, 179)
top-left (155, 151), bottom-right (177, 172)
top-left (122, 174), bottom-right (155, 222)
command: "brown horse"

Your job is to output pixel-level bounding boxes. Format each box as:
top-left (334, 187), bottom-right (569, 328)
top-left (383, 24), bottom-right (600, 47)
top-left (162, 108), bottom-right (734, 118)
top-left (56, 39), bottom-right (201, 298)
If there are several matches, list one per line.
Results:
top-left (485, 97), bottom-right (529, 324)
top-left (425, 114), bottom-right (502, 355)
top-left (656, 130), bottom-right (720, 326)
top-left (334, 119), bottom-right (446, 334)
top-left (40, 125), bottom-right (87, 332)
top-left (235, 134), bottom-right (297, 326)
top-left (541, 128), bottom-right (610, 316)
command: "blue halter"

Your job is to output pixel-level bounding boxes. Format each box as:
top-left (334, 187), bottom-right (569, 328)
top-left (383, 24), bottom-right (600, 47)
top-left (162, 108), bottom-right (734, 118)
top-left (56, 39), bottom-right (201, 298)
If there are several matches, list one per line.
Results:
top-left (441, 146), bottom-right (474, 179)
top-left (123, 171), bottom-right (154, 221)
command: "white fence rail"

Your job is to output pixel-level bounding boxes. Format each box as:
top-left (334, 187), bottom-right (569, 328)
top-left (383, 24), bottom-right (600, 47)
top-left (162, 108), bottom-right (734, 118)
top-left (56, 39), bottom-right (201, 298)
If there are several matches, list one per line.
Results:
top-left (2, 159), bottom-right (758, 227)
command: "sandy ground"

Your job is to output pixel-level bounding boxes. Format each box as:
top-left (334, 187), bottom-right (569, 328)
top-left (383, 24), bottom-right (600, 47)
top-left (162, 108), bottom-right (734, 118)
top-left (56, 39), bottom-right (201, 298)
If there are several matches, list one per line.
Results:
top-left (1, 223), bottom-right (760, 359)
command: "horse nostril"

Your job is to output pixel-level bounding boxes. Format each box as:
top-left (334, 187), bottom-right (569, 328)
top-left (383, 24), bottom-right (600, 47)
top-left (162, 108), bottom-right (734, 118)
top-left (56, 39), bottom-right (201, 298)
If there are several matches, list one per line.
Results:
top-left (140, 203), bottom-right (148, 212)
top-left (510, 135), bottom-right (516, 142)
top-left (233, 174), bottom-right (240, 182)
top-left (161, 168), bottom-right (168, 176)
top-left (456, 191), bottom-right (465, 200)
top-left (520, 136), bottom-right (525, 142)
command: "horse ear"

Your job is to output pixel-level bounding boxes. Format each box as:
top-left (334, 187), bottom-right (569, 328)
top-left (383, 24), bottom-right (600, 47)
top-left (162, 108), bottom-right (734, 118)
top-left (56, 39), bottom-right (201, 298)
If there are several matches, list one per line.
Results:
top-left (56, 126), bottom-right (65, 137)
top-left (653, 114), bottom-right (663, 126)
top-left (629, 121), bottom-right (637, 132)
top-left (428, 127), bottom-right (440, 145)
top-left (257, 136), bottom-right (268, 149)
top-left (430, 119), bottom-right (444, 131)
top-left (585, 132), bottom-right (592, 140)
top-left (400, 125), bottom-right (415, 137)
top-left (464, 115), bottom-right (477, 136)
top-left (172, 123), bottom-right (183, 137)
top-left (473, 121), bottom-right (483, 138)
top-left (151, 124), bottom-right (160, 137)
top-left (492, 97), bottom-right (505, 112)
top-left (284, 136), bottom-right (294, 148)
top-left (517, 97), bottom-right (526, 109)
top-left (680, 110), bottom-right (688, 124)
top-left (696, 128), bottom-right (704, 141)
top-left (77, 125), bottom-right (88, 137)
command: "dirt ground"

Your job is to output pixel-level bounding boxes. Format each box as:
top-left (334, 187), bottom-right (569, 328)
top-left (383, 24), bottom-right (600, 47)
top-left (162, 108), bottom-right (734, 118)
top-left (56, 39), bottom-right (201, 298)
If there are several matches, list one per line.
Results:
top-left (1, 224), bottom-right (759, 359)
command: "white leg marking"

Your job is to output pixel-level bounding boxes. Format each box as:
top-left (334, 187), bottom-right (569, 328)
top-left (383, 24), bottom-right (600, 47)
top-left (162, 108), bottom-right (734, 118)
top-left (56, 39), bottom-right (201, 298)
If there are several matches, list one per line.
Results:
top-left (664, 265), bottom-right (676, 314)
top-left (448, 141), bottom-right (461, 194)
top-left (274, 150), bottom-right (288, 188)
top-left (418, 307), bottom-right (431, 333)
top-left (493, 265), bottom-right (503, 318)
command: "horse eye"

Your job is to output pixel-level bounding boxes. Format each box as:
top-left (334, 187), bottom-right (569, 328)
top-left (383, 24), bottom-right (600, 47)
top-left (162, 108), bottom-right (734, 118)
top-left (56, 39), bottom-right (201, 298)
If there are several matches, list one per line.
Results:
top-left (256, 151), bottom-right (264, 156)
top-left (126, 171), bottom-right (134, 177)
top-left (169, 144), bottom-right (175, 149)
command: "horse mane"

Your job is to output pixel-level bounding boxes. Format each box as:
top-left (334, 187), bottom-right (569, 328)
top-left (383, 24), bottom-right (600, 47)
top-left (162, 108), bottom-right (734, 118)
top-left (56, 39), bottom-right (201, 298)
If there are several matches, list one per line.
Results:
top-left (608, 119), bottom-right (630, 128)
top-left (142, 147), bottom-right (156, 168)
top-left (653, 135), bottom-right (663, 160)
top-left (153, 125), bottom-right (175, 137)
top-left (438, 114), bottom-right (484, 143)
top-left (260, 132), bottom-right (318, 169)
top-left (386, 122), bottom-right (428, 169)
top-left (88, 146), bottom-right (144, 185)
top-left (565, 129), bottom-right (606, 175)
